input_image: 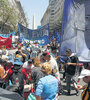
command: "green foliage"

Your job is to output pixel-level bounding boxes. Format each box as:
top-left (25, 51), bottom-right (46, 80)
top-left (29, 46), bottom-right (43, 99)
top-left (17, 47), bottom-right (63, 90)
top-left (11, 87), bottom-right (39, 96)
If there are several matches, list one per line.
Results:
top-left (0, 0), bottom-right (18, 33)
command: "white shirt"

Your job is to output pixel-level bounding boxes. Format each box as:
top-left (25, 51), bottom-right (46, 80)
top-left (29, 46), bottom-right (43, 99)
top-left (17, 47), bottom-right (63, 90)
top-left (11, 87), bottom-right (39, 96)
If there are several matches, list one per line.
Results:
top-left (49, 56), bottom-right (60, 81)
top-left (23, 61), bottom-right (34, 69)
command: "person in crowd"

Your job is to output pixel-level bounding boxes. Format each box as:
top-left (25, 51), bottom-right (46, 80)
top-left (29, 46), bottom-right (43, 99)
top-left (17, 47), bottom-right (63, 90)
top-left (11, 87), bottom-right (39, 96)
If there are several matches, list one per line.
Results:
top-left (50, 46), bottom-right (57, 58)
top-left (0, 48), bottom-right (2, 58)
top-left (23, 43), bottom-right (31, 60)
top-left (40, 55), bottom-right (46, 64)
top-left (31, 57), bottom-right (44, 91)
top-left (15, 46), bottom-right (26, 63)
top-left (0, 64), bottom-right (5, 88)
top-left (77, 69), bottom-right (90, 100)
top-left (42, 51), bottom-right (60, 81)
top-left (35, 62), bottom-right (58, 100)
top-left (30, 42), bottom-right (40, 58)
top-left (1, 45), bottom-right (8, 56)
top-left (23, 59), bottom-right (34, 78)
top-left (65, 49), bottom-right (79, 95)
top-left (46, 44), bottom-right (51, 53)
top-left (5, 57), bottom-right (29, 97)
top-left (84, 62), bottom-right (90, 70)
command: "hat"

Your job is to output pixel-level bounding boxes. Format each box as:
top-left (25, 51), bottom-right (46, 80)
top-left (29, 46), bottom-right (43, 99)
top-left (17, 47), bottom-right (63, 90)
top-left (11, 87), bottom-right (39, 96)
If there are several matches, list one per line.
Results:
top-left (42, 51), bottom-right (50, 56)
top-left (78, 69), bottom-right (90, 79)
top-left (41, 62), bottom-right (52, 74)
top-left (2, 55), bottom-right (8, 61)
top-left (47, 44), bottom-right (50, 47)
top-left (13, 57), bottom-right (23, 65)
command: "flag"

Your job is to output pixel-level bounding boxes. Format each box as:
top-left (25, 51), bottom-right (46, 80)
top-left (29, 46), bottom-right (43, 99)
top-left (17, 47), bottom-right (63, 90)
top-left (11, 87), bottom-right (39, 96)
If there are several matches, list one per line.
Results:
top-left (52, 35), bottom-right (55, 40)
top-left (55, 29), bottom-right (60, 43)
top-left (60, 0), bottom-right (90, 62)
top-left (0, 35), bottom-right (12, 48)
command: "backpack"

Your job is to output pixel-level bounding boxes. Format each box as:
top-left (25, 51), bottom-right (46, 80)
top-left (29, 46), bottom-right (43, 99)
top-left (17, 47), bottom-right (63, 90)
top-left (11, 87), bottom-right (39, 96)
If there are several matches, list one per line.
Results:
top-left (10, 66), bottom-right (24, 95)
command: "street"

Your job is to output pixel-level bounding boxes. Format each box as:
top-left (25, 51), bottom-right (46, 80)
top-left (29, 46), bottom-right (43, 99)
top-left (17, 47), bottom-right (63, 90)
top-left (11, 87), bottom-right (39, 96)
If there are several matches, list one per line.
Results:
top-left (59, 72), bottom-right (85, 100)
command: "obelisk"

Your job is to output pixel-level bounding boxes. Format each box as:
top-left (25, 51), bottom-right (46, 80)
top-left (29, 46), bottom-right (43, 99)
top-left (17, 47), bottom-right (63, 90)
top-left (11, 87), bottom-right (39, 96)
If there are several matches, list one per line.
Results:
top-left (32, 15), bottom-right (36, 29)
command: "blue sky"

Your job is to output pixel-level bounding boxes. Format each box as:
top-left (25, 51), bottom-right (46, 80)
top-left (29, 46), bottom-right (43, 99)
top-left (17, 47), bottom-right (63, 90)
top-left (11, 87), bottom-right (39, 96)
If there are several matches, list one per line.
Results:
top-left (20, 0), bottom-right (49, 29)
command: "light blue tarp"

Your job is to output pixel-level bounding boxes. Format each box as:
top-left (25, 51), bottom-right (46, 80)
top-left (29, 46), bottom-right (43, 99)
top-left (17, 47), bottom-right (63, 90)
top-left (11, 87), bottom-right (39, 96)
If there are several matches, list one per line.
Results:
top-left (60, 0), bottom-right (90, 62)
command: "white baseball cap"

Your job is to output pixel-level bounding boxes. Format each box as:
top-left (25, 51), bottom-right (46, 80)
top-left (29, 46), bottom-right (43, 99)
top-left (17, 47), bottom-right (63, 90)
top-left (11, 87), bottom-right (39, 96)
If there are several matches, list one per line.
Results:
top-left (78, 69), bottom-right (90, 79)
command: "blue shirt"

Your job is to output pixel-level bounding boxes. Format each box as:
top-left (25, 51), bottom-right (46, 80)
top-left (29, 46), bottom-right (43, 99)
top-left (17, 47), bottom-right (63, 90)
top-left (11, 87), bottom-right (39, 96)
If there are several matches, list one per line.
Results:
top-left (35, 75), bottom-right (58, 100)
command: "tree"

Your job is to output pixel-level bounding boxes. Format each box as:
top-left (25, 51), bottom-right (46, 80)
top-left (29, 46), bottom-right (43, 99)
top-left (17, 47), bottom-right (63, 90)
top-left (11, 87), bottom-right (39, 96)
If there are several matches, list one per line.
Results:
top-left (0, 0), bottom-right (18, 33)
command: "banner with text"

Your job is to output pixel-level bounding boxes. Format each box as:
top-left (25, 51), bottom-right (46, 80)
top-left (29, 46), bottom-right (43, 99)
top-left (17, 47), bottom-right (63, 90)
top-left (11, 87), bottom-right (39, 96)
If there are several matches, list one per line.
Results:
top-left (18, 23), bottom-right (50, 46)
top-left (0, 31), bottom-right (16, 38)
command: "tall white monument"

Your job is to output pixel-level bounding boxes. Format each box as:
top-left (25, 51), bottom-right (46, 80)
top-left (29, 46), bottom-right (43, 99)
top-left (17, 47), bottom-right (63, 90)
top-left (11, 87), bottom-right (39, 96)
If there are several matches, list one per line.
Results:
top-left (32, 15), bottom-right (36, 29)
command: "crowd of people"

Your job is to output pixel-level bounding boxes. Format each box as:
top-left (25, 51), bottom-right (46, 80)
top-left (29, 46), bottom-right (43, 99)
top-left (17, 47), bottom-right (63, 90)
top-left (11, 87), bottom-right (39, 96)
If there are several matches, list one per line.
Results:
top-left (0, 38), bottom-right (90, 100)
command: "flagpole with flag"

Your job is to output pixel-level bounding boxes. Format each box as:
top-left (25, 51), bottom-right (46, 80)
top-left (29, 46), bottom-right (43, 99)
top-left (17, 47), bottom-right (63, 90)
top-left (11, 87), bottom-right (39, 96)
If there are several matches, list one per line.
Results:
top-left (55, 29), bottom-right (60, 44)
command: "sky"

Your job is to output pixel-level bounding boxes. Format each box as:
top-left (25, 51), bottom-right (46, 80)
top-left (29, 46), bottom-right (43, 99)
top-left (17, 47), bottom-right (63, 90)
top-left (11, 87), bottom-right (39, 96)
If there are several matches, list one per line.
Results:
top-left (20, 0), bottom-right (49, 29)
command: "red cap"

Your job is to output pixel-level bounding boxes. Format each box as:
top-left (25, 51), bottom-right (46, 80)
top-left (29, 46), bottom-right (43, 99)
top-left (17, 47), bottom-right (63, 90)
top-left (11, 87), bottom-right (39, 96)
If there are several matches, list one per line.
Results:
top-left (46, 51), bottom-right (50, 55)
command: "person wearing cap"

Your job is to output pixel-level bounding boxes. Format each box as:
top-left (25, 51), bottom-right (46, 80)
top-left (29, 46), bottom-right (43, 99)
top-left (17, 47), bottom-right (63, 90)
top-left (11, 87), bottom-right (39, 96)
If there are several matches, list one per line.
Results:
top-left (5, 57), bottom-right (28, 80)
top-left (65, 49), bottom-right (79, 95)
top-left (46, 44), bottom-right (51, 53)
top-left (35, 62), bottom-right (58, 100)
top-left (42, 51), bottom-right (60, 81)
top-left (5, 57), bottom-right (29, 96)
top-left (77, 69), bottom-right (90, 100)
top-left (23, 59), bottom-right (34, 74)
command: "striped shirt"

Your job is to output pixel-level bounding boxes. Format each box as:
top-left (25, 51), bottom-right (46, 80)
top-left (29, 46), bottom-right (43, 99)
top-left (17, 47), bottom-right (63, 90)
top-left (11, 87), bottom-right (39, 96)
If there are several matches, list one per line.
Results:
top-left (81, 83), bottom-right (90, 100)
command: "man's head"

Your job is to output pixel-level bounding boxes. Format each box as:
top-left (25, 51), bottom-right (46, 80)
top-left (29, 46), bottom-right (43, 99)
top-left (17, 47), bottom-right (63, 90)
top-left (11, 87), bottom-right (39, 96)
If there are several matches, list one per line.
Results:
top-left (13, 57), bottom-right (23, 66)
top-left (47, 44), bottom-right (51, 49)
top-left (17, 45), bottom-right (21, 50)
top-left (84, 63), bottom-right (90, 70)
top-left (28, 59), bottom-right (33, 68)
top-left (51, 46), bottom-right (57, 54)
top-left (42, 51), bottom-right (51, 61)
top-left (66, 49), bottom-right (72, 56)
top-left (78, 69), bottom-right (90, 83)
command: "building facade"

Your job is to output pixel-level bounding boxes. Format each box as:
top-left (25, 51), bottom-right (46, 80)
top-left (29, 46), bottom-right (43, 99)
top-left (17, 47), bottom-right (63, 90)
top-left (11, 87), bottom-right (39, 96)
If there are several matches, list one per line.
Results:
top-left (41, 0), bottom-right (65, 36)
top-left (54, 0), bottom-right (64, 33)
top-left (49, 0), bottom-right (55, 35)
top-left (41, 6), bottom-right (50, 27)
top-left (7, 0), bottom-right (27, 26)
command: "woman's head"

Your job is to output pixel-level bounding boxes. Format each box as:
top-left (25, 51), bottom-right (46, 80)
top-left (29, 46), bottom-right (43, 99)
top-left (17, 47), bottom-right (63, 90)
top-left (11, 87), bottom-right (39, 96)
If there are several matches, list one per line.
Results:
top-left (41, 62), bottom-right (52, 74)
top-left (32, 57), bottom-right (41, 67)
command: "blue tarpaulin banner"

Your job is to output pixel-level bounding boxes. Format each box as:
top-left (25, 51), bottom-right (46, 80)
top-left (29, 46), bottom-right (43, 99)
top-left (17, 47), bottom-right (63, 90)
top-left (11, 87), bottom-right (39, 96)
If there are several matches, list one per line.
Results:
top-left (18, 23), bottom-right (50, 46)
top-left (60, 0), bottom-right (90, 62)
top-left (0, 31), bottom-right (16, 38)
